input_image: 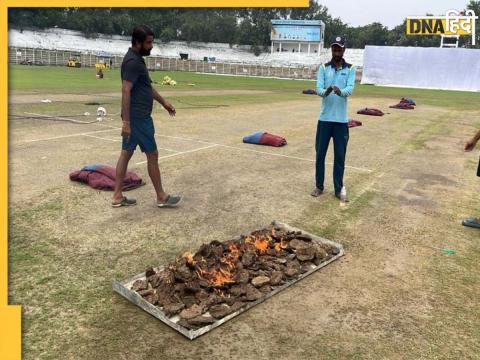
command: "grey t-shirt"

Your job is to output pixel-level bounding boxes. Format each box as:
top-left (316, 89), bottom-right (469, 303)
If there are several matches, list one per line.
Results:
top-left (121, 48), bottom-right (153, 119)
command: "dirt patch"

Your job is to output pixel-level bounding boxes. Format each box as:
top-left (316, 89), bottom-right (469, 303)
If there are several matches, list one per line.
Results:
top-left (8, 89), bottom-right (273, 104)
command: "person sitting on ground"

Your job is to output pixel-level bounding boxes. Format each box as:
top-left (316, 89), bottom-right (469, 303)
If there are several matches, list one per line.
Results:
top-left (96, 68), bottom-right (104, 79)
top-left (462, 129), bottom-right (480, 228)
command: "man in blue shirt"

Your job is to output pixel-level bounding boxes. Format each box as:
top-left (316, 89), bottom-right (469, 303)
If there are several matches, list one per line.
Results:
top-left (311, 36), bottom-right (356, 202)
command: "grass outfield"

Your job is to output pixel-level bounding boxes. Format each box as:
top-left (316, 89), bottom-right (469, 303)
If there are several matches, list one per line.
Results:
top-left (9, 64), bottom-right (480, 110)
top-left (7, 64), bottom-right (480, 359)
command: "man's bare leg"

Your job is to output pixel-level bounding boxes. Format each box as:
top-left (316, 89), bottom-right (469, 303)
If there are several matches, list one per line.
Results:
top-left (112, 149), bottom-right (134, 202)
top-left (146, 150), bottom-right (168, 203)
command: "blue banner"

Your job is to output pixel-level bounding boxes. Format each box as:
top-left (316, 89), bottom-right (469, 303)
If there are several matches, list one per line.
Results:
top-left (270, 19), bottom-right (322, 42)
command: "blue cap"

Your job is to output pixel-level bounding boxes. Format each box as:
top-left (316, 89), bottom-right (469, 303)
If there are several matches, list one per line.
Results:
top-left (331, 35), bottom-right (346, 48)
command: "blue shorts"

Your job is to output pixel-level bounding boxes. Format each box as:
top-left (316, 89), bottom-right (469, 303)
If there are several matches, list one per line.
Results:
top-left (122, 116), bottom-right (157, 153)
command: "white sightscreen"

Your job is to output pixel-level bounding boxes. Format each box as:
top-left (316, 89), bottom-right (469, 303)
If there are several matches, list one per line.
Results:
top-left (361, 46), bottom-right (480, 92)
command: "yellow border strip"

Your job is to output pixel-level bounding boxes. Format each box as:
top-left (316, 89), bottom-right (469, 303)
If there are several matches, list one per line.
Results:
top-left (4, 0), bottom-right (308, 7)
top-left (2, 2), bottom-right (22, 358)
top-left (1, 3), bottom-right (22, 358)
top-left (1, 2), bottom-right (308, 359)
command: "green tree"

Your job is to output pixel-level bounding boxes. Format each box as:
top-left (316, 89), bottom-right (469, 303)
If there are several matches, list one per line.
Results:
top-left (159, 27), bottom-right (176, 43)
top-left (346, 22), bottom-right (389, 48)
top-left (10, 5), bottom-right (476, 49)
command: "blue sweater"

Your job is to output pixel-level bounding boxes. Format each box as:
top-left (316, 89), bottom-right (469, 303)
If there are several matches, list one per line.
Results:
top-left (316, 59), bottom-right (356, 123)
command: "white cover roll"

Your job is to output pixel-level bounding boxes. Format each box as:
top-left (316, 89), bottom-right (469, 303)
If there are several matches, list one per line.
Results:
top-left (361, 45), bottom-right (480, 92)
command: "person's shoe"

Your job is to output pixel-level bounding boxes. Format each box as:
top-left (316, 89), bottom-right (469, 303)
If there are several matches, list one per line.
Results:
top-left (335, 187), bottom-right (349, 202)
top-left (111, 196), bottom-right (137, 207)
top-left (462, 217), bottom-right (480, 228)
top-left (311, 188), bottom-right (324, 197)
top-left (157, 194), bottom-right (182, 208)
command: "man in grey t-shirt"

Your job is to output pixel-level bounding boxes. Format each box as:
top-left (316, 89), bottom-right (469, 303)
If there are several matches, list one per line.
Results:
top-left (112, 25), bottom-right (181, 208)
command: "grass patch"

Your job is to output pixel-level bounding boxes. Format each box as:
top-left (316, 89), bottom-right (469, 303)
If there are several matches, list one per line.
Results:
top-left (423, 245), bottom-right (480, 357)
top-left (465, 158), bottom-right (478, 170)
top-left (167, 92), bottom-right (306, 108)
top-left (9, 65), bottom-right (480, 111)
top-left (8, 65), bottom-right (314, 93)
top-left (8, 197), bottom-right (63, 276)
top-left (302, 189), bottom-right (377, 242)
top-left (405, 116), bottom-right (451, 150)
top-left (355, 84), bottom-right (480, 110)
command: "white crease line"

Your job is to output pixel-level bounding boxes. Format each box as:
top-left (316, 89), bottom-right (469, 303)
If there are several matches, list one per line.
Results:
top-left (156, 134), bottom-right (214, 145)
top-left (24, 112), bottom-right (120, 129)
top-left (20, 111), bottom-right (119, 129)
top-left (217, 143), bottom-right (373, 173)
top-left (82, 134), bottom-right (120, 142)
top-left (156, 147), bottom-right (181, 153)
top-left (330, 162), bottom-right (372, 173)
top-left (24, 112), bottom-right (95, 123)
top-left (155, 134), bottom-right (372, 172)
top-left (81, 134), bottom-right (180, 153)
top-left (23, 127), bottom-right (372, 172)
top-left (342, 172), bottom-right (386, 208)
top-left (24, 127), bottom-right (120, 143)
top-left (93, 122), bottom-right (122, 129)
top-left (135, 144), bottom-right (219, 165)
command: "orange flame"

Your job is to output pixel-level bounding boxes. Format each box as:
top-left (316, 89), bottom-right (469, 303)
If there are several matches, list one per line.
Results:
top-left (197, 265), bottom-right (236, 287)
top-left (194, 242), bottom-right (243, 287)
top-left (192, 232), bottom-right (283, 287)
top-left (254, 238), bottom-right (268, 252)
top-left (245, 233), bottom-right (269, 253)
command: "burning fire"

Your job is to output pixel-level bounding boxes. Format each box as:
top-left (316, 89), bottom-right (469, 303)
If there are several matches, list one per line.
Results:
top-left (245, 227), bottom-right (286, 254)
top-left (184, 226), bottom-right (288, 287)
top-left (193, 242), bottom-right (242, 287)
top-left (244, 234), bottom-right (269, 253)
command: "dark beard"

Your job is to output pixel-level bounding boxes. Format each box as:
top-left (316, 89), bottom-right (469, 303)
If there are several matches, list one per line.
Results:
top-left (140, 48), bottom-right (151, 56)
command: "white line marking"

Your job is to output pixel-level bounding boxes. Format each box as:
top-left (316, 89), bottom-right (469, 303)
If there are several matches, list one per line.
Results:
top-left (344, 172), bottom-right (386, 207)
top-left (24, 112), bottom-right (102, 124)
top-left (135, 144), bottom-right (219, 165)
top-left (24, 127), bottom-right (120, 143)
top-left (93, 122), bottom-right (122, 129)
top-left (20, 111), bottom-right (120, 129)
top-left (22, 128), bottom-right (373, 173)
top-left (82, 134), bottom-right (120, 142)
top-left (155, 147), bottom-right (181, 153)
top-left (81, 134), bottom-right (180, 154)
top-left (81, 134), bottom-right (180, 153)
top-left (217, 144), bottom-right (373, 172)
top-left (155, 134), bottom-right (372, 172)
top-left (341, 164), bottom-right (373, 173)
top-left (156, 134), bottom-right (213, 145)
top-left (219, 144), bottom-right (314, 162)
